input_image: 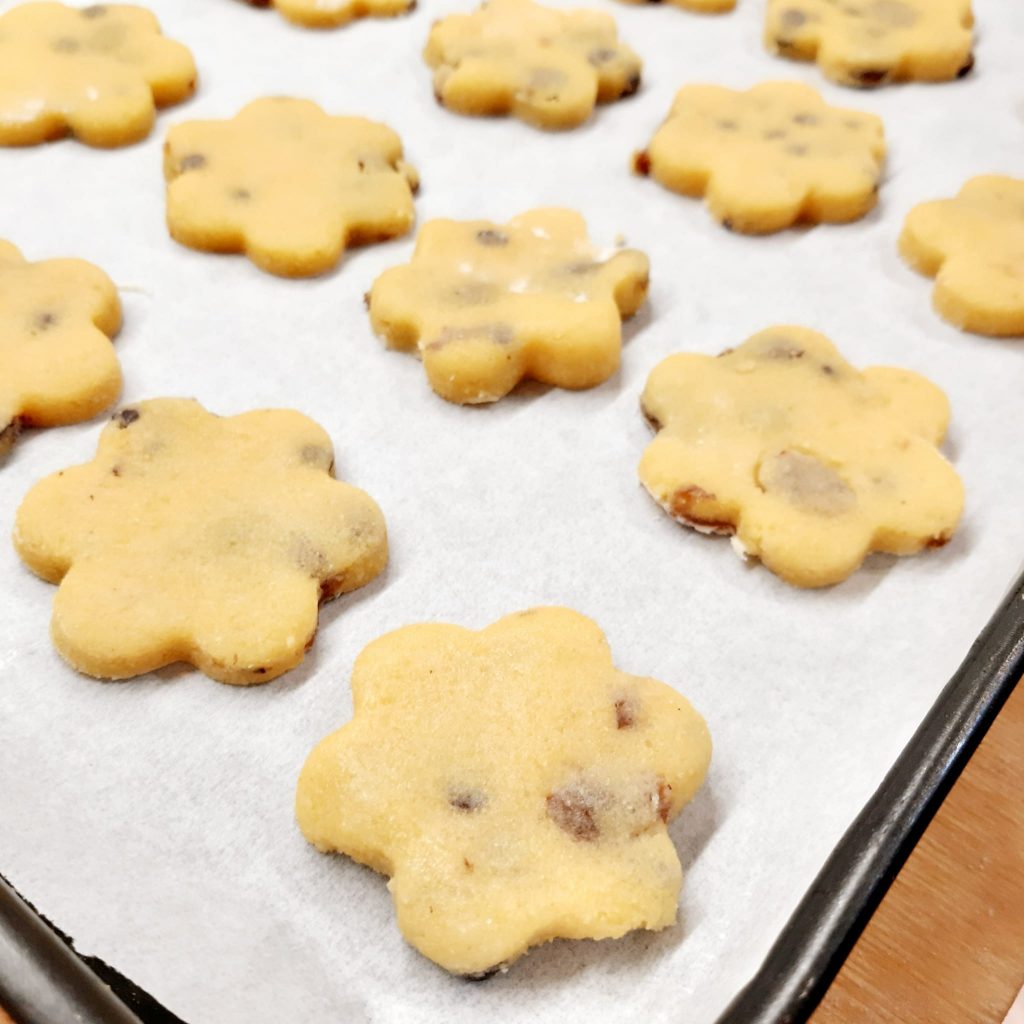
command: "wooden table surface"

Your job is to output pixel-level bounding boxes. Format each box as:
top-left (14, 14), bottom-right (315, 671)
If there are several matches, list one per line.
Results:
top-left (813, 677), bottom-right (1024, 1024)
top-left (4, 683), bottom-right (1022, 1024)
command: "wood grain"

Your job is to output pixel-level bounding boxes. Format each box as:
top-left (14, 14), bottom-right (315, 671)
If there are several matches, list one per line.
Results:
top-left (813, 679), bottom-right (1024, 1024)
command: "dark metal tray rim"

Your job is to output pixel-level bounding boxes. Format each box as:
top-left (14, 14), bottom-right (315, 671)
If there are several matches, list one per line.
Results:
top-left (3, 571), bottom-right (1023, 1024)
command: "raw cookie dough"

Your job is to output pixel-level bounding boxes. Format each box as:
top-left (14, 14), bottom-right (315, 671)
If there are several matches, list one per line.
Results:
top-left (296, 606), bottom-right (711, 976)
top-left (238, 0), bottom-right (413, 28)
top-left (1, 240), bottom-right (121, 458)
top-left (0, 3), bottom-right (196, 147)
top-left (639, 327), bottom-right (964, 588)
top-left (368, 208), bottom-right (649, 403)
top-left (764, 0), bottom-right (974, 88)
top-left (164, 97), bottom-right (418, 277)
top-left (14, 398), bottom-right (387, 684)
top-left (425, 0), bottom-right (642, 131)
top-left (899, 175), bottom-right (1024, 338)
top-left (633, 82), bottom-right (885, 234)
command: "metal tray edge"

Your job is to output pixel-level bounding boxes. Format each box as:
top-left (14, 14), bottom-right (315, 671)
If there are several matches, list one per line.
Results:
top-left (3, 572), bottom-right (1023, 1024)
top-left (715, 568), bottom-right (1024, 1024)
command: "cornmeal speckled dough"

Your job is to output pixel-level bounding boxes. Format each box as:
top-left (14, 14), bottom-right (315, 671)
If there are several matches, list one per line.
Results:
top-left (634, 82), bottom-right (885, 234)
top-left (640, 327), bottom-right (964, 588)
top-left (296, 606), bottom-right (711, 976)
top-left (764, 0), bottom-right (974, 88)
top-left (899, 175), bottom-right (1024, 338)
top-left (0, 2), bottom-right (196, 147)
top-left (14, 398), bottom-right (387, 684)
top-left (0, 240), bottom-right (121, 458)
top-left (368, 208), bottom-right (649, 403)
top-left (237, 0), bottom-right (414, 28)
top-left (164, 97), bottom-right (419, 278)
top-left (425, 0), bottom-right (642, 131)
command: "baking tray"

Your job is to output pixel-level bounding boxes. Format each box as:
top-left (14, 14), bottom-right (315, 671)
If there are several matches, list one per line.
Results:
top-left (3, 0), bottom-right (1024, 1021)
top-left (2, 567), bottom-right (1022, 1024)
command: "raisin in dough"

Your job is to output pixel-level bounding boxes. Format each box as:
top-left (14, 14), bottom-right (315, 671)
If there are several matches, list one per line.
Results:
top-left (640, 327), bottom-right (964, 588)
top-left (634, 81), bottom-right (884, 234)
top-left (238, 0), bottom-right (413, 29)
top-left (899, 175), bottom-right (1024, 337)
top-left (1, 240), bottom-right (121, 458)
top-left (0, 3), bottom-right (196, 147)
top-left (764, 0), bottom-right (974, 88)
top-left (425, 0), bottom-right (642, 131)
top-left (296, 607), bottom-right (711, 975)
top-left (368, 208), bottom-right (649, 403)
top-left (14, 398), bottom-right (387, 684)
top-left (164, 97), bottom-right (419, 278)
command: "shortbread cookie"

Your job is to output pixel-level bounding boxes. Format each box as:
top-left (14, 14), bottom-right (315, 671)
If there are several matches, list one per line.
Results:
top-left (899, 176), bottom-right (1024, 337)
top-left (238, 0), bottom-right (413, 28)
top-left (425, 0), bottom-right (642, 131)
top-left (368, 208), bottom-right (649, 403)
top-left (14, 398), bottom-right (387, 684)
top-left (764, 0), bottom-right (974, 88)
top-left (296, 606), bottom-right (711, 976)
top-left (164, 98), bottom-right (418, 277)
top-left (640, 328), bottom-right (963, 588)
top-left (0, 3), bottom-right (196, 147)
top-left (1, 241), bottom-right (121, 457)
top-left (633, 82), bottom-right (884, 234)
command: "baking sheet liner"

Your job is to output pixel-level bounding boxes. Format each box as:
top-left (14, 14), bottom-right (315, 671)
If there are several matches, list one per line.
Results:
top-left (2, 0), bottom-right (1024, 1021)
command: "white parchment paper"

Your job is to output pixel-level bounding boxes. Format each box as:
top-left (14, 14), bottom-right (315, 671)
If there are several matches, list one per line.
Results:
top-left (2, 0), bottom-right (1024, 1021)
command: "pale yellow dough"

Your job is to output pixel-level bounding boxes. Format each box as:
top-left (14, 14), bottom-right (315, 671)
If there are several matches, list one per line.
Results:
top-left (899, 175), bottom-right (1024, 338)
top-left (634, 82), bottom-right (885, 234)
top-left (296, 606), bottom-right (711, 976)
top-left (764, 0), bottom-right (974, 88)
top-left (368, 208), bottom-right (649, 403)
top-left (0, 240), bottom-right (122, 457)
top-left (0, 3), bottom-right (196, 147)
top-left (14, 398), bottom-right (387, 684)
top-left (425, 0), bottom-right (642, 131)
top-left (639, 327), bottom-right (964, 588)
top-left (164, 98), bottom-right (418, 278)
top-left (238, 0), bottom-right (413, 29)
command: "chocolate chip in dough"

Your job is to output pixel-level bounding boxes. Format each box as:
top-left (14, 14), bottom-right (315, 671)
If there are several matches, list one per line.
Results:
top-left (448, 787), bottom-right (487, 812)
top-left (547, 783), bottom-right (602, 841)
top-left (476, 229), bottom-right (509, 247)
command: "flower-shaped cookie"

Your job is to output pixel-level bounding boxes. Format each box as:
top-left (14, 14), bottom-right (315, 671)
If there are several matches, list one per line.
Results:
top-left (1, 240), bottom-right (122, 458)
top-left (14, 398), bottom-right (388, 684)
top-left (425, 0), bottom-right (642, 131)
top-left (634, 82), bottom-right (885, 234)
top-left (368, 208), bottom-right (649, 403)
top-left (899, 176), bottom-right (1024, 338)
top-left (764, 0), bottom-right (974, 88)
top-left (0, 3), bottom-right (196, 147)
top-left (164, 98), bottom-right (419, 277)
top-left (296, 606), bottom-right (711, 976)
top-left (238, 0), bottom-right (413, 28)
top-left (640, 327), bottom-right (964, 588)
